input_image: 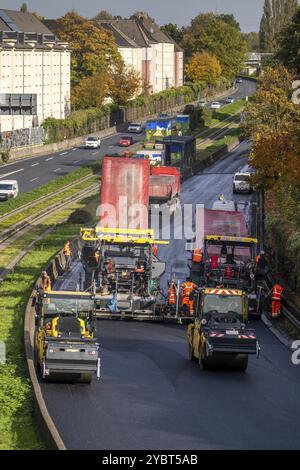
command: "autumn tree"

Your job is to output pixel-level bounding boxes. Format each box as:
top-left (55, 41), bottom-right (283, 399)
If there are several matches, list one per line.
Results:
top-left (71, 71), bottom-right (112, 109)
top-left (259, 0), bottom-right (298, 52)
top-left (108, 62), bottom-right (141, 106)
top-left (277, 7), bottom-right (300, 73)
top-left (93, 10), bottom-right (114, 20)
top-left (57, 12), bottom-right (122, 86)
top-left (185, 52), bottom-right (222, 84)
top-left (243, 65), bottom-right (300, 189)
top-left (182, 13), bottom-right (247, 80)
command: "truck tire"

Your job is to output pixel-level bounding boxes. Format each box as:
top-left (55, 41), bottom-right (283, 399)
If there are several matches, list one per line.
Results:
top-left (233, 355), bottom-right (248, 372)
top-left (198, 346), bottom-right (209, 370)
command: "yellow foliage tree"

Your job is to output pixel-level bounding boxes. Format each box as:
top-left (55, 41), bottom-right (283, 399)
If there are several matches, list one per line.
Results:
top-left (243, 65), bottom-right (300, 189)
top-left (71, 71), bottom-right (112, 109)
top-left (185, 52), bottom-right (222, 84)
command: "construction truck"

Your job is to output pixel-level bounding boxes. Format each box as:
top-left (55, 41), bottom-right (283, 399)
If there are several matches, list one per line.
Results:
top-left (189, 235), bottom-right (264, 317)
top-left (188, 287), bottom-right (260, 371)
top-left (34, 290), bottom-right (100, 383)
top-left (80, 227), bottom-right (168, 319)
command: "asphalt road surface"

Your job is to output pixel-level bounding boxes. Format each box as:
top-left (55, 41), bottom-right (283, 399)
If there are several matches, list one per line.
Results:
top-left (0, 79), bottom-right (256, 195)
top-left (41, 140), bottom-right (300, 450)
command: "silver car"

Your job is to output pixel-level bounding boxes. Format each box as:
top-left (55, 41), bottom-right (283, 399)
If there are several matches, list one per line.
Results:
top-left (233, 172), bottom-right (252, 194)
top-left (128, 122), bottom-right (143, 133)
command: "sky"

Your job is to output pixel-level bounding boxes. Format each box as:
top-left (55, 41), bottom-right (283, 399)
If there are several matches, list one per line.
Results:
top-left (6, 0), bottom-right (265, 32)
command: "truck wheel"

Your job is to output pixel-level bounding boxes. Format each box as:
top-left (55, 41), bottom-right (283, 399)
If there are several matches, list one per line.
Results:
top-left (234, 355), bottom-right (248, 372)
top-left (199, 347), bottom-right (209, 370)
top-left (79, 373), bottom-right (92, 384)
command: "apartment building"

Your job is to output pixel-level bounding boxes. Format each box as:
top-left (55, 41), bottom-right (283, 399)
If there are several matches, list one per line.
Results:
top-left (97, 13), bottom-right (184, 94)
top-left (0, 9), bottom-right (70, 137)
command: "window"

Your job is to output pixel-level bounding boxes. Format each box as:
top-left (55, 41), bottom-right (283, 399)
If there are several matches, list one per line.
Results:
top-left (0, 94), bottom-right (37, 115)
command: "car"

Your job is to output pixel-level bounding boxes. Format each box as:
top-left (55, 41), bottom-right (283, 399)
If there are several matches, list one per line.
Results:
top-left (212, 196), bottom-right (236, 211)
top-left (225, 97), bottom-right (235, 104)
top-left (236, 78), bottom-right (243, 84)
top-left (210, 101), bottom-right (221, 110)
top-left (233, 172), bottom-right (253, 194)
top-left (197, 99), bottom-right (207, 108)
top-left (119, 136), bottom-right (133, 147)
top-left (85, 136), bottom-right (101, 149)
top-left (128, 122), bottom-right (143, 133)
top-left (0, 179), bottom-right (19, 201)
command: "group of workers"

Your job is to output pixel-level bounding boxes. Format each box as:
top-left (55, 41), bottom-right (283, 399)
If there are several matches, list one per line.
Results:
top-left (168, 247), bottom-right (284, 318)
top-left (40, 241), bottom-right (72, 292)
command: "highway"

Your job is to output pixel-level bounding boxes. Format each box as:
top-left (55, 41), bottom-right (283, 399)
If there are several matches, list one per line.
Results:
top-left (40, 140), bottom-right (300, 450)
top-left (0, 79), bottom-right (256, 194)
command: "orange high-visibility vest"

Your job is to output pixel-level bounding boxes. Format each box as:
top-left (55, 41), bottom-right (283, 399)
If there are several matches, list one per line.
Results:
top-left (181, 282), bottom-right (197, 297)
top-left (152, 245), bottom-right (158, 257)
top-left (256, 255), bottom-right (260, 265)
top-left (192, 249), bottom-right (203, 263)
top-left (94, 252), bottom-right (100, 263)
top-left (272, 284), bottom-right (283, 301)
top-left (42, 274), bottom-right (51, 292)
top-left (63, 242), bottom-right (71, 257)
top-left (108, 260), bottom-right (113, 273)
top-left (169, 285), bottom-right (176, 305)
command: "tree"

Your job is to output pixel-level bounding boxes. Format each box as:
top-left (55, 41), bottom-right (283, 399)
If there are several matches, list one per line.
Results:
top-left (219, 14), bottom-right (240, 30)
top-left (185, 52), bottom-right (222, 84)
top-left (108, 62), bottom-right (141, 106)
top-left (277, 7), bottom-right (300, 73)
top-left (20, 3), bottom-right (28, 12)
top-left (259, 0), bottom-right (298, 52)
top-left (93, 10), bottom-right (114, 20)
top-left (243, 32), bottom-right (260, 51)
top-left (243, 65), bottom-right (300, 189)
top-left (71, 71), bottom-right (112, 108)
top-left (182, 13), bottom-right (247, 80)
top-left (161, 23), bottom-right (184, 45)
top-left (57, 12), bottom-right (122, 86)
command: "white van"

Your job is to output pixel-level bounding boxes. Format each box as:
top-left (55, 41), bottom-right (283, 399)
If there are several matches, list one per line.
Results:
top-left (0, 180), bottom-right (19, 201)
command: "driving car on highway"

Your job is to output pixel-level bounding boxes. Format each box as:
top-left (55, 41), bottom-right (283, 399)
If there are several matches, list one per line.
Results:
top-left (119, 136), bottom-right (134, 147)
top-left (210, 101), bottom-right (221, 109)
top-left (85, 136), bottom-right (101, 149)
top-left (0, 179), bottom-right (19, 201)
top-left (128, 122), bottom-right (143, 133)
top-left (225, 97), bottom-right (235, 104)
top-left (233, 172), bottom-right (252, 194)
top-left (236, 78), bottom-right (243, 84)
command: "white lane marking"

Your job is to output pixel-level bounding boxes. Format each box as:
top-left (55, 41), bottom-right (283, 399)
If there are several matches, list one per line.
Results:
top-left (30, 177), bottom-right (39, 182)
top-left (73, 160), bottom-right (80, 163)
top-left (45, 157), bottom-right (54, 161)
top-left (54, 168), bottom-right (62, 172)
top-left (72, 148), bottom-right (77, 151)
top-left (60, 152), bottom-right (68, 156)
top-left (0, 168), bottom-right (24, 179)
top-left (92, 151), bottom-right (98, 155)
top-left (31, 162), bottom-right (40, 167)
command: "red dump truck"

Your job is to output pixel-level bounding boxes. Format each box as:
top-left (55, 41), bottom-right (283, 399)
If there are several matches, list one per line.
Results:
top-left (149, 166), bottom-right (180, 212)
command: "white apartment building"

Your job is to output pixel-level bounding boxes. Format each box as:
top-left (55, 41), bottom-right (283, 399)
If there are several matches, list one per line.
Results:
top-left (0, 9), bottom-right (70, 137)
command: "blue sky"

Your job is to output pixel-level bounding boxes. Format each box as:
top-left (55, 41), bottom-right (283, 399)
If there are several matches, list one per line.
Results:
top-left (6, 0), bottom-right (266, 32)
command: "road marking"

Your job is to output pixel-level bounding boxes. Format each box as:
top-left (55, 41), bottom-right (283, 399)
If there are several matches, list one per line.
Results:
top-left (60, 152), bottom-right (68, 156)
top-left (0, 168), bottom-right (24, 179)
top-left (72, 148), bottom-right (77, 151)
top-left (73, 160), bottom-right (80, 163)
top-left (54, 168), bottom-right (62, 172)
top-left (45, 157), bottom-right (54, 161)
top-left (92, 151), bottom-right (98, 155)
top-left (30, 177), bottom-right (39, 182)
top-left (31, 162), bottom-right (40, 167)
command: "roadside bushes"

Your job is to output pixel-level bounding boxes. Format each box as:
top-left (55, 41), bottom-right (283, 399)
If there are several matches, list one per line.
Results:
top-left (42, 78), bottom-right (231, 144)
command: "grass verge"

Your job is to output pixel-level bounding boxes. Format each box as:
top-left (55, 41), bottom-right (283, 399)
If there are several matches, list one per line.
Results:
top-left (0, 193), bottom-right (98, 449)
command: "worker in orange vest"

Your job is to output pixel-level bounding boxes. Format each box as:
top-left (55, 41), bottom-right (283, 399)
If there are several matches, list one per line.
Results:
top-left (181, 279), bottom-right (197, 316)
top-left (63, 240), bottom-right (72, 270)
top-left (94, 251), bottom-right (100, 264)
top-left (192, 248), bottom-right (203, 263)
top-left (168, 281), bottom-right (177, 307)
top-left (152, 244), bottom-right (158, 257)
top-left (41, 271), bottom-right (51, 292)
top-left (271, 281), bottom-right (284, 318)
